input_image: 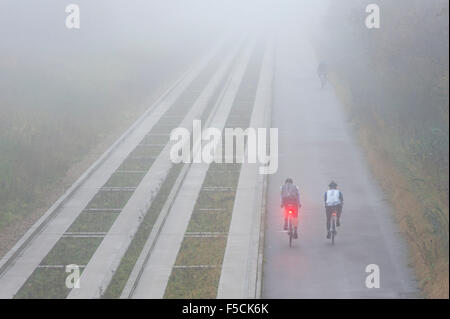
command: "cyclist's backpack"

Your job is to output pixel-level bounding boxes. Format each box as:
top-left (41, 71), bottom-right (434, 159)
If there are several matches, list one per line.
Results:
top-left (283, 184), bottom-right (298, 204)
top-left (326, 189), bottom-right (341, 206)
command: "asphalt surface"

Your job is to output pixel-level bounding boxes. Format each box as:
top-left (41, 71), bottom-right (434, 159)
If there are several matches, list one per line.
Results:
top-left (262, 31), bottom-right (420, 298)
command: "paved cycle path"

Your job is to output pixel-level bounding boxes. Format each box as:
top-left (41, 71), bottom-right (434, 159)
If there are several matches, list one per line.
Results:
top-left (262, 29), bottom-right (420, 299)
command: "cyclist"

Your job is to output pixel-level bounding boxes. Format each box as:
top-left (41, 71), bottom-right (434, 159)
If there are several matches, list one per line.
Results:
top-left (280, 178), bottom-right (301, 238)
top-left (324, 181), bottom-right (343, 239)
top-left (317, 61), bottom-right (328, 88)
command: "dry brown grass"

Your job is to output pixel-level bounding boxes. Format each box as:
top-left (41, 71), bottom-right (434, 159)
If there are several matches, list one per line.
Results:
top-left (359, 129), bottom-right (448, 298)
top-left (333, 75), bottom-right (449, 299)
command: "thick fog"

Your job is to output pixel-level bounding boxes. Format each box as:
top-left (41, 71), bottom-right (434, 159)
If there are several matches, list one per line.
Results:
top-left (0, 0), bottom-right (448, 299)
top-left (0, 1), bottom-right (328, 52)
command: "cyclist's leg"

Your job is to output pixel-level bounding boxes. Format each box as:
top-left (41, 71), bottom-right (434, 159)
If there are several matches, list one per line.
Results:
top-left (336, 204), bottom-right (342, 226)
top-left (325, 206), bottom-right (332, 236)
top-left (283, 207), bottom-right (288, 230)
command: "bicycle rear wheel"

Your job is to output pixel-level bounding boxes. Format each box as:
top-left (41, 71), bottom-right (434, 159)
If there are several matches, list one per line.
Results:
top-left (288, 219), bottom-right (293, 247)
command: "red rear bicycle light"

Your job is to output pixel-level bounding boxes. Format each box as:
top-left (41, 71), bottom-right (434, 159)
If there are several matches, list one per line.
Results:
top-left (289, 210), bottom-right (292, 214)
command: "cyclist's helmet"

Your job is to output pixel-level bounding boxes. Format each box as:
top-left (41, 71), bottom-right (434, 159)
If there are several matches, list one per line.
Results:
top-left (329, 181), bottom-right (337, 189)
top-left (285, 178), bottom-right (293, 184)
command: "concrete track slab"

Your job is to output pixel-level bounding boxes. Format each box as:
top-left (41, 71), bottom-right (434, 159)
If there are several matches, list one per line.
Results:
top-left (217, 42), bottom-right (274, 299)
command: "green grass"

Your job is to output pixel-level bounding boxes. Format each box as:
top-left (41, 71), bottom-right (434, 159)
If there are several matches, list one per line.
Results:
top-left (203, 169), bottom-right (240, 187)
top-left (16, 214), bottom-right (105, 298)
top-left (41, 237), bottom-right (103, 266)
top-left (148, 123), bottom-right (174, 134)
top-left (67, 211), bottom-right (119, 233)
top-left (140, 134), bottom-right (170, 145)
top-left (187, 211), bottom-right (232, 233)
top-left (157, 117), bottom-right (184, 126)
top-left (15, 267), bottom-right (84, 299)
top-left (117, 158), bottom-right (154, 171)
top-left (174, 237), bottom-right (227, 266)
top-left (128, 148), bottom-right (161, 159)
top-left (86, 191), bottom-right (132, 210)
top-left (15, 236), bottom-right (100, 298)
top-left (164, 268), bottom-right (222, 299)
top-left (104, 172), bottom-right (146, 187)
top-left (195, 189), bottom-right (237, 209)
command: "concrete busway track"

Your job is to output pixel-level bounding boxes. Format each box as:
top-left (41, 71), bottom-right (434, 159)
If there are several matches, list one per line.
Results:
top-left (0, 38), bottom-right (233, 299)
top-left (119, 41), bottom-right (246, 298)
top-left (262, 30), bottom-right (420, 298)
top-left (128, 41), bottom-right (255, 298)
top-left (161, 41), bottom-right (267, 299)
top-left (217, 40), bottom-right (274, 299)
top-left (68, 40), bottom-right (243, 299)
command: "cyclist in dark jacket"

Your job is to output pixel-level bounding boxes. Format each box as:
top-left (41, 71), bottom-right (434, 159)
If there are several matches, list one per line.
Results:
top-left (281, 178), bottom-right (301, 238)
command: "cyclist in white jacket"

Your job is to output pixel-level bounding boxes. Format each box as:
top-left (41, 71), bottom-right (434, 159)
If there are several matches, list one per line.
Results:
top-left (324, 181), bottom-right (344, 239)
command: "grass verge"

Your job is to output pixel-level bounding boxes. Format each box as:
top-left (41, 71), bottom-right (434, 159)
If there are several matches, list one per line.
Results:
top-left (175, 237), bottom-right (227, 266)
top-left (332, 74), bottom-right (449, 298)
top-left (163, 268), bottom-right (221, 299)
top-left (67, 211), bottom-right (119, 233)
top-left (15, 267), bottom-right (85, 299)
top-left (41, 237), bottom-right (103, 266)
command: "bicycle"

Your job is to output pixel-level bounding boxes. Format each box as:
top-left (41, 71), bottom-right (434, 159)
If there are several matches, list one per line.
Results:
top-left (285, 204), bottom-right (298, 247)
